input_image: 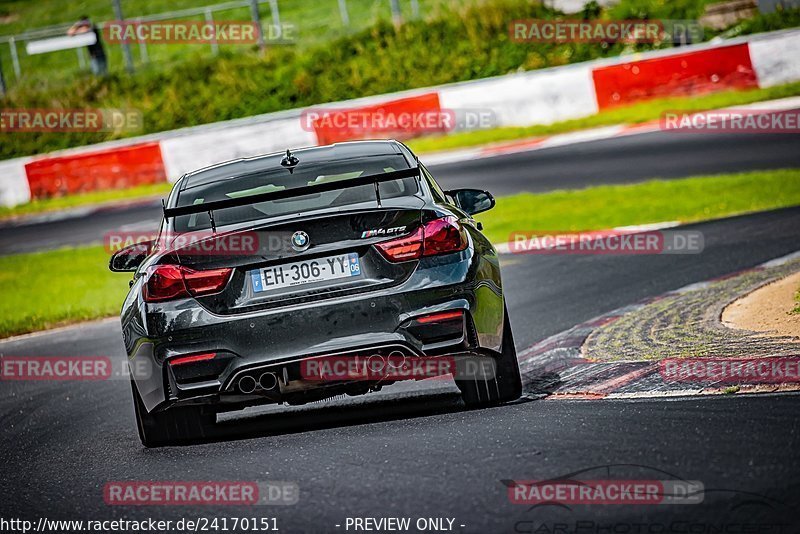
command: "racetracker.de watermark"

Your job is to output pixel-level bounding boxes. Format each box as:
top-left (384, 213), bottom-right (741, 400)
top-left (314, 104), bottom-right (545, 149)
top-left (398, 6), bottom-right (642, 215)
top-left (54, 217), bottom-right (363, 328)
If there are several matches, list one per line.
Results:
top-left (661, 109), bottom-right (800, 134)
top-left (0, 356), bottom-right (150, 381)
top-left (660, 356), bottom-right (800, 384)
top-left (0, 109), bottom-right (142, 133)
top-left (104, 230), bottom-right (301, 257)
top-left (509, 19), bottom-right (703, 43)
top-left (507, 479), bottom-right (704, 505)
top-left (103, 21), bottom-right (296, 44)
top-left (103, 481), bottom-right (298, 506)
top-left (508, 230), bottom-right (704, 255)
top-left (299, 354), bottom-right (495, 381)
top-left (301, 107), bottom-right (497, 136)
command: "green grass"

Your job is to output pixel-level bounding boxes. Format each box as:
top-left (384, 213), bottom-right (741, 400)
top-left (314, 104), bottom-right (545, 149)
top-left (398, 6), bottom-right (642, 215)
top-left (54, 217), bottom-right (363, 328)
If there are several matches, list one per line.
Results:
top-left (0, 0), bottom-right (571, 159)
top-left (0, 245), bottom-right (128, 338)
top-left (0, 0), bottom-right (455, 84)
top-left (407, 81), bottom-right (800, 154)
top-left (3, 0), bottom-right (797, 89)
top-left (5, 0), bottom-right (799, 161)
top-left (793, 286), bottom-right (800, 315)
top-left (1, 167), bottom-right (799, 339)
top-left (475, 169), bottom-right (800, 244)
top-left (0, 181), bottom-right (172, 220)
top-left (4, 82), bottom-right (799, 221)
top-left (0, 0), bottom-right (443, 37)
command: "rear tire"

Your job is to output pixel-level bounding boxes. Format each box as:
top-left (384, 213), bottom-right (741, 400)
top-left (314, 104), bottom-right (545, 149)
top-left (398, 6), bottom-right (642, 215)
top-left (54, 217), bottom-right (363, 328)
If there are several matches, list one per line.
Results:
top-left (457, 304), bottom-right (522, 407)
top-left (130, 378), bottom-right (215, 447)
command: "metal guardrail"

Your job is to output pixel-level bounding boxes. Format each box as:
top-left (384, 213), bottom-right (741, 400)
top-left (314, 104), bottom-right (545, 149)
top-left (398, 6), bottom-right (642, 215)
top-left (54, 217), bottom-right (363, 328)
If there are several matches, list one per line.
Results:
top-left (0, 0), bottom-right (280, 90)
top-left (0, 0), bottom-right (420, 95)
top-left (0, 0), bottom-right (276, 43)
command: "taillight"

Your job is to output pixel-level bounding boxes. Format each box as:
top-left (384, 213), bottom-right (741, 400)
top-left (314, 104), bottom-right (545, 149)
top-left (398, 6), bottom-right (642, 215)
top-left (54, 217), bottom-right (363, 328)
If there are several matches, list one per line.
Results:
top-left (144, 265), bottom-right (232, 302)
top-left (375, 217), bottom-right (467, 263)
top-left (422, 216), bottom-right (467, 257)
top-left (183, 267), bottom-right (233, 296)
top-left (143, 265), bottom-right (185, 302)
top-left (375, 227), bottom-right (424, 261)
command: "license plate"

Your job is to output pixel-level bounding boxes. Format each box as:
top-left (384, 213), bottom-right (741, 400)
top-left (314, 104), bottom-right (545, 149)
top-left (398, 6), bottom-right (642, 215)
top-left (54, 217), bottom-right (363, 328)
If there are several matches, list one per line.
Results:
top-left (251, 252), bottom-right (361, 293)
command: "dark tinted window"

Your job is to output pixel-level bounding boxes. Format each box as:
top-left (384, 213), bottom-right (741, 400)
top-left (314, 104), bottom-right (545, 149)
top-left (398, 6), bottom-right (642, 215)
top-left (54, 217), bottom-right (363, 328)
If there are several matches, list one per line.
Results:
top-left (174, 156), bottom-right (418, 231)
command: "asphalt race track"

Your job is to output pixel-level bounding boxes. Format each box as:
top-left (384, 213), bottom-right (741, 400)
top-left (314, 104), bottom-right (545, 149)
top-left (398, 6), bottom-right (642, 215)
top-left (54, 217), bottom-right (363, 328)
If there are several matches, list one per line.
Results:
top-left (2, 125), bottom-right (800, 255)
top-left (1, 202), bottom-right (800, 530)
top-left (2, 120), bottom-right (800, 531)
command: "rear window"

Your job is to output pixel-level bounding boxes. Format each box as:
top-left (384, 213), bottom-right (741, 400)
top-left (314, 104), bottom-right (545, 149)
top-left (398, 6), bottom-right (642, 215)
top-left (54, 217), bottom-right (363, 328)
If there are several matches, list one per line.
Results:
top-left (173, 155), bottom-right (418, 231)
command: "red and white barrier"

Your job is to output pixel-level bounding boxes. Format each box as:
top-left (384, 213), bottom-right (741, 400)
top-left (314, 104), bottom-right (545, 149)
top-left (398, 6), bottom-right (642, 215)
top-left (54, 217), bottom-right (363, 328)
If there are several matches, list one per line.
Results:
top-left (24, 142), bottom-right (166, 198)
top-left (160, 115), bottom-right (316, 181)
top-left (0, 158), bottom-right (32, 207)
top-left (308, 92), bottom-right (446, 144)
top-left (748, 31), bottom-right (800, 87)
top-left (438, 63), bottom-right (598, 126)
top-left (591, 43), bottom-right (758, 110)
top-left (1, 28), bottom-right (798, 208)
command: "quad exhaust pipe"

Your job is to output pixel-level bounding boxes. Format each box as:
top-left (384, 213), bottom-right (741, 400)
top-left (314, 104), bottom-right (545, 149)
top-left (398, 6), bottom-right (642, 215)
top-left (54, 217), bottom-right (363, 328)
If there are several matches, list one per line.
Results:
top-left (367, 354), bottom-right (386, 373)
top-left (259, 372), bottom-right (278, 390)
top-left (237, 372), bottom-right (279, 394)
top-left (386, 351), bottom-right (407, 369)
top-left (238, 375), bottom-right (257, 394)
top-left (235, 351), bottom-right (411, 394)
top-left (367, 351), bottom-right (407, 374)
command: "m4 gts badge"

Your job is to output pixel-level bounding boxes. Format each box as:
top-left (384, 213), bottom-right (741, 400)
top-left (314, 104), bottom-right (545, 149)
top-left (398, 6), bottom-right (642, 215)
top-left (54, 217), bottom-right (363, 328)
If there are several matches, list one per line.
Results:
top-left (361, 226), bottom-right (406, 238)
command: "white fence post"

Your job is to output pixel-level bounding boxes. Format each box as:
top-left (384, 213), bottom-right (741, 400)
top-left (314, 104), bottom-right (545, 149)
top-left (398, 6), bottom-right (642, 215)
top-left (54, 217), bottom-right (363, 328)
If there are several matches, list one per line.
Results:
top-left (9, 37), bottom-right (21, 79)
top-left (338, 0), bottom-right (351, 26)
top-left (389, 0), bottom-right (402, 25)
top-left (269, 0), bottom-right (282, 36)
top-left (205, 9), bottom-right (219, 56)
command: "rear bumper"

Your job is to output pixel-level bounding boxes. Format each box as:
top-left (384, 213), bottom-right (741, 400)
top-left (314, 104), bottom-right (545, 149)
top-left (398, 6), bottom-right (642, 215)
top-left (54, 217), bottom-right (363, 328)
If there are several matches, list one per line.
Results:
top-left (126, 248), bottom-right (503, 412)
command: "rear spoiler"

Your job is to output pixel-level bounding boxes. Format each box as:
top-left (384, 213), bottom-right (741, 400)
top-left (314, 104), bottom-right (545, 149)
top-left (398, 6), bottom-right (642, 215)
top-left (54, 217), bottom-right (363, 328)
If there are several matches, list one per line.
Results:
top-left (162, 166), bottom-right (420, 229)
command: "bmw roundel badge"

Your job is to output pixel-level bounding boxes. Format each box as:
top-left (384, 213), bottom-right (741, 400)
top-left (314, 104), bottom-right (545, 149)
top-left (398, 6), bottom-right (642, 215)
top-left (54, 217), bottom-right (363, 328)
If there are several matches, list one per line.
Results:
top-left (291, 230), bottom-right (310, 251)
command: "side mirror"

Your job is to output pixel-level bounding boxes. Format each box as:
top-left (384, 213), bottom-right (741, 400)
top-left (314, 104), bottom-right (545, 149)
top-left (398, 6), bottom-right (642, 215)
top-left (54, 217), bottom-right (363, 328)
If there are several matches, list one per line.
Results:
top-left (109, 241), bottom-right (152, 272)
top-left (445, 188), bottom-right (495, 216)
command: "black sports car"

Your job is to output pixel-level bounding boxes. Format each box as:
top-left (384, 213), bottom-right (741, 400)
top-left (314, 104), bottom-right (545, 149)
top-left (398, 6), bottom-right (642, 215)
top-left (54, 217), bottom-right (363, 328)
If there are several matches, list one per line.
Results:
top-left (110, 140), bottom-right (521, 447)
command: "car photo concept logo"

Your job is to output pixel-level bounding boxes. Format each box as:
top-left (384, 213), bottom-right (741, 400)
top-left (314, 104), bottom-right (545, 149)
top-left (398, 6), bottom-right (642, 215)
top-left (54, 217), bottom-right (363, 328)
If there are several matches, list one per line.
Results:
top-left (505, 464), bottom-right (793, 533)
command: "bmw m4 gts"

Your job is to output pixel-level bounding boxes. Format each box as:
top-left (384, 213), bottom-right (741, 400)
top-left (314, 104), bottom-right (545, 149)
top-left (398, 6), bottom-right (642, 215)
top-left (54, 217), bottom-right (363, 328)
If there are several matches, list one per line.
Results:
top-left (110, 140), bottom-right (521, 447)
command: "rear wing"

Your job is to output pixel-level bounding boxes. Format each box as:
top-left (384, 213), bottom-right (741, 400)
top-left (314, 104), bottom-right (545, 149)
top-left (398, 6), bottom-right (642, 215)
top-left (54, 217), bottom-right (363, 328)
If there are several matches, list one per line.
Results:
top-left (162, 166), bottom-right (420, 229)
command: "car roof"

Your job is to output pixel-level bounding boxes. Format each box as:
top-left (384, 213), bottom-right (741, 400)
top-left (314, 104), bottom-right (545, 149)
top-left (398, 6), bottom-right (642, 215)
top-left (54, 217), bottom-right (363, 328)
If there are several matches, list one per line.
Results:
top-left (179, 140), bottom-right (411, 191)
